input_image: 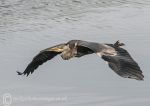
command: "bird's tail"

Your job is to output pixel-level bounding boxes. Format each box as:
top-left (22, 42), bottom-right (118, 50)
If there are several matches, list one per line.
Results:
top-left (17, 71), bottom-right (23, 75)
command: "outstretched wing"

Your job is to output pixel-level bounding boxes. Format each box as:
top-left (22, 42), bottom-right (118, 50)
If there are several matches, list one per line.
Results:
top-left (75, 41), bottom-right (100, 57)
top-left (101, 47), bottom-right (144, 80)
top-left (17, 44), bottom-right (66, 76)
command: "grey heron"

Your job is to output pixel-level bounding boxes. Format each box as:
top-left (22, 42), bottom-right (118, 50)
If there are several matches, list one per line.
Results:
top-left (17, 40), bottom-right (144, 80)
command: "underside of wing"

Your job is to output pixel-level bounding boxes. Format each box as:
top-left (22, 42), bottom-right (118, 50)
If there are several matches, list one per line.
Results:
top-left (17, 44), bottom-right (65, 76)
top-left (77, 41), bottom-right (103, 52)
top-left (101, 47), bottom-right (144, 80)
top-left (75, 45), bottom-right (94, 57)
top-left (75, 40), bottom-right (104, 58)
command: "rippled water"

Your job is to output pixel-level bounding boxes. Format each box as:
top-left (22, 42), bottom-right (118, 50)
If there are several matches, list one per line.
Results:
top-left (0, 0), bottom-right (150, 106)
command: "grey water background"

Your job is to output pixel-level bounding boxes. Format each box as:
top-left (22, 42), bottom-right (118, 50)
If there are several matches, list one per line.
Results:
top-left (0, 0), bottom-right (150, 106)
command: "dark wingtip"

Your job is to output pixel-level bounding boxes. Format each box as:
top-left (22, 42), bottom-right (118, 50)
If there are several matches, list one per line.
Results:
top-left (26, 72), bottom-right (30, 77)
top-left (136, 72), bottom-right (144, 81)
top-left (125, 75), bottom-right (144, 81)
top-left (137, 75), bottom-right (144, 81)
top-left (17, 71), bottom-right (23, 75)
top-left (136, 78), bottom-right (144, 81)
top-left (131, 73), bottom-right (144, 81)
top-left (17, 71), bottom-right (30, 77)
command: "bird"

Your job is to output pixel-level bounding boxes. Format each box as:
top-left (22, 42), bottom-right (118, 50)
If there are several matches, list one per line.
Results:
top-left (17, 40), bottom-right (144, 80)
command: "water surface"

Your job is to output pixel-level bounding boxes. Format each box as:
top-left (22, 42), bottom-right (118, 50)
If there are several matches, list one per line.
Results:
top-left (0, 0), bottom-right (150, 106)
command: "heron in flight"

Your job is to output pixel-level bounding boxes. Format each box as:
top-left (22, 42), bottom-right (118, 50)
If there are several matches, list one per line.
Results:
top-left (17, 40), bottom-right (144, 80)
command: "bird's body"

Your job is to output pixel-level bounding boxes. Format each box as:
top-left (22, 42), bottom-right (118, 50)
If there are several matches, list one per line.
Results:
top-left (17, 40), bottom-right (144, 81)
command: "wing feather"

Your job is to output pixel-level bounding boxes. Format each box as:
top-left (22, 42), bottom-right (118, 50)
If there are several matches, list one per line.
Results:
top-left (17, 44), bottom-right (65, 76)
top-left (101, 47), bottom-right (144, 80)
top-left (75, 41), bottom-right (99, 57)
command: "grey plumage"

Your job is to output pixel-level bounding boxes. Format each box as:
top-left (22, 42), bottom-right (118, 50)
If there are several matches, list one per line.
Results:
top-left (17, 40), bottom-right (144, 80)
top-left (101, 47), bottom-right (144, 80)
